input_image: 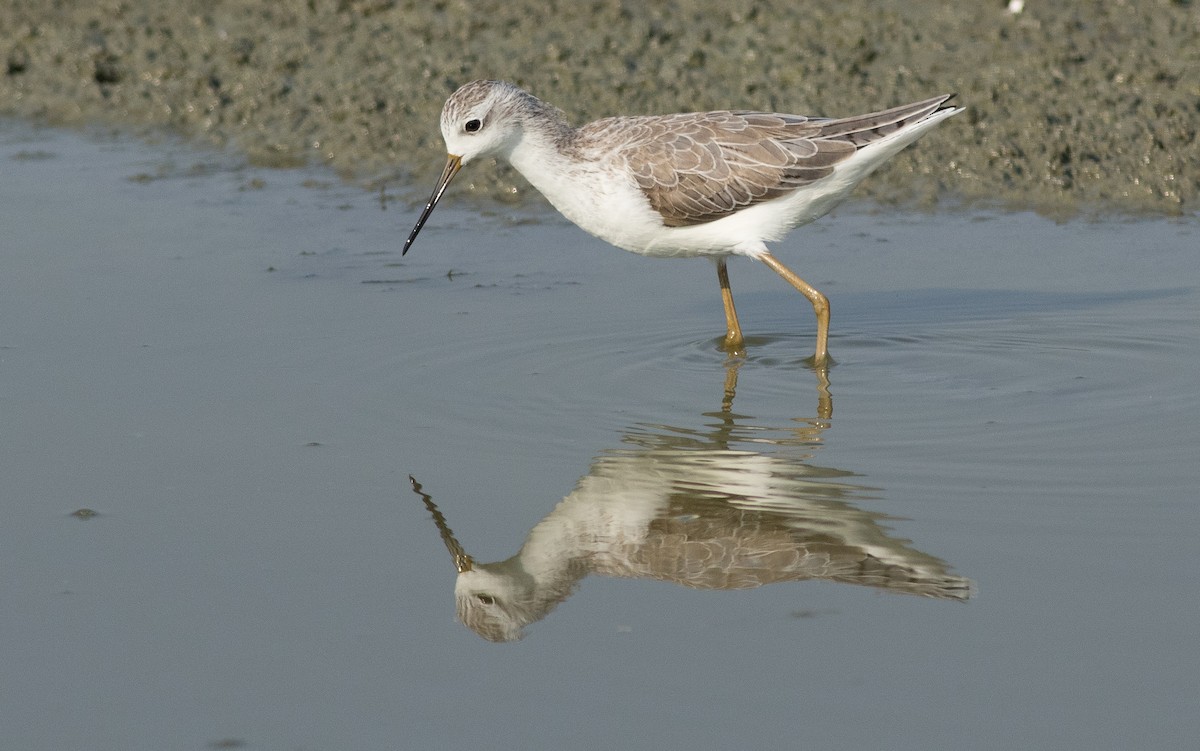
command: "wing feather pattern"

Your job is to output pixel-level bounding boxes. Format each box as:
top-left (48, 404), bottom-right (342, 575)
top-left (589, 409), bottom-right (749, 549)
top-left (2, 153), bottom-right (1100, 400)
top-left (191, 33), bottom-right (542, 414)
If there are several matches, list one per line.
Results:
top-left (578, 95), bottom-right (954, 227)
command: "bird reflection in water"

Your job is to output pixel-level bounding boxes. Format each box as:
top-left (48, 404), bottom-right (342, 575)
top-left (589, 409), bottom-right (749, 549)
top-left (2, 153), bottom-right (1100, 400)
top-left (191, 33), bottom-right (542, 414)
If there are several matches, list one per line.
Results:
top-left (412, 363), bottom-right (970, 642)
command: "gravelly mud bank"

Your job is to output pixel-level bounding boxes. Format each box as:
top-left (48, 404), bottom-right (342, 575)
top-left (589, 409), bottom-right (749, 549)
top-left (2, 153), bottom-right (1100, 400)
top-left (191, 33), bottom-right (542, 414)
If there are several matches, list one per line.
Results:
top-left (2, 1), bottom-right (1196, 215)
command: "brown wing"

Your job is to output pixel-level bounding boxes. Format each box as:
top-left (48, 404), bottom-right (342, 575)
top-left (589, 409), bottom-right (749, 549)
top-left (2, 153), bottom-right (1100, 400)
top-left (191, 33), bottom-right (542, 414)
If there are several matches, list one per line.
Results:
top-left (581, 95), bottom-right (954, 227)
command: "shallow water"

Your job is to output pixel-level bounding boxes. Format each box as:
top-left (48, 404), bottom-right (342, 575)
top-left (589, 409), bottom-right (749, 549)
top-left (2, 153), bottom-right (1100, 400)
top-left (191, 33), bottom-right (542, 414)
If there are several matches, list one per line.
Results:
top-left (2, 122), bottom-right (1198, 750)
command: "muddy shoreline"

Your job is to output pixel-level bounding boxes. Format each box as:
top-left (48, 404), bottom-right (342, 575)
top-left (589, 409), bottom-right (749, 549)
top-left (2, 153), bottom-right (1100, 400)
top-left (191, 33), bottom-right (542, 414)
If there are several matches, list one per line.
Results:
top-left (3, 1), bottom-right (1196, 215)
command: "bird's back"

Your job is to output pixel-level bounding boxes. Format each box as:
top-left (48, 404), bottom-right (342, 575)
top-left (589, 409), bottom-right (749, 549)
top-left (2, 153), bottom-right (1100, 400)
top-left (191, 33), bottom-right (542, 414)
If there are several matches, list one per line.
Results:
top-left (573, 95), bottom-right (958, 233)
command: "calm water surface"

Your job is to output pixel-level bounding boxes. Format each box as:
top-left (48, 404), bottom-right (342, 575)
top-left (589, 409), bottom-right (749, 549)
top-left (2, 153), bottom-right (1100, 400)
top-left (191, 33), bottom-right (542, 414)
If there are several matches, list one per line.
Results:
top-left (2, 122), bottom-right (1197, 750)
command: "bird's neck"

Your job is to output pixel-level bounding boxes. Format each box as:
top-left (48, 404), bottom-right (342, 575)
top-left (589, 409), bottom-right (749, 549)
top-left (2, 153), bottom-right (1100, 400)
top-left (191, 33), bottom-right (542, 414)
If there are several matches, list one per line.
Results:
top-left (506, 110), bottom-right (576, 172)
top-left (504, 113), bottom-right (618, 239)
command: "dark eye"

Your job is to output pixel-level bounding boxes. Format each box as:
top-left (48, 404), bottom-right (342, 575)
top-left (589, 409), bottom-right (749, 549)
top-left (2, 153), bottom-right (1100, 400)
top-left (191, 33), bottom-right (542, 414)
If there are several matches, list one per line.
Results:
top-left (464, 118), bottom-right (482, 133)
top-left (475, 593), bottom-right (495, 605)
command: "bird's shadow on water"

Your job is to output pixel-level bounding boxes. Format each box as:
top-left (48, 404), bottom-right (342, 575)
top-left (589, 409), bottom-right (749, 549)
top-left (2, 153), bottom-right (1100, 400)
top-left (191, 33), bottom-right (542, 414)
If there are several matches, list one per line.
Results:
top-left (407, 359), bottom-right (971, 643)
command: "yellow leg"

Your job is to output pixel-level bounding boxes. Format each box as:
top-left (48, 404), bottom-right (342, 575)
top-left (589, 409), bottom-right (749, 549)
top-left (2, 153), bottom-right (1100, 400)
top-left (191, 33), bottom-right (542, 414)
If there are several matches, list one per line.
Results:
top-left (758, 252), bottom-right (830, 364)
top-left (716, 258), bottom-right (745, 353)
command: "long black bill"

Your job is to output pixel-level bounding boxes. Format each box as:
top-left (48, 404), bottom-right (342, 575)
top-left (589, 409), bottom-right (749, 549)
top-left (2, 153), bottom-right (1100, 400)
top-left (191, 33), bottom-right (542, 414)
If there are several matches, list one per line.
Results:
top-left (402, 154), bottom-right (463, 256)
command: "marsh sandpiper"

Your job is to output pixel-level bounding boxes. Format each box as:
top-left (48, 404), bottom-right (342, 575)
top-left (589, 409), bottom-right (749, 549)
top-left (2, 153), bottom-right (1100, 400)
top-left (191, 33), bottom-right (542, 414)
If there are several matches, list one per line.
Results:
top-left (404, 80), bottom-right (961, 364)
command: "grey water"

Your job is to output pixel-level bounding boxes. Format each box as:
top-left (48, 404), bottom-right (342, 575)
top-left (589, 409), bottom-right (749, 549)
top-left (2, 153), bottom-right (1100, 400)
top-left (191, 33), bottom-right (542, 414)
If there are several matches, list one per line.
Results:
top-left (2, 121), bottom-right (1197, 750)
